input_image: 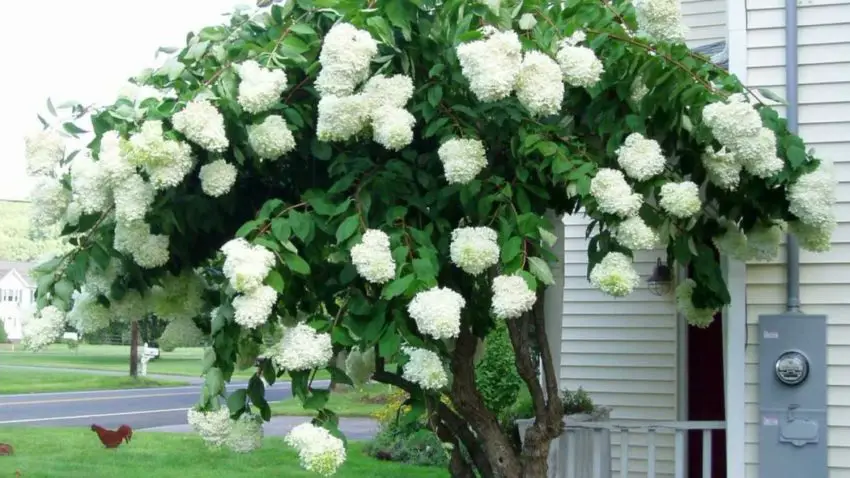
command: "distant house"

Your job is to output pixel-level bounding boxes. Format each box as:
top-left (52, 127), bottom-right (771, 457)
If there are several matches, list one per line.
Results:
top-left (0, 261), bottom-right (36, 342)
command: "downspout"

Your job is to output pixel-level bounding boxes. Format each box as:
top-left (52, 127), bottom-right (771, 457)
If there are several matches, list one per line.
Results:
top-left (784, 0), bottom-right (801, 313)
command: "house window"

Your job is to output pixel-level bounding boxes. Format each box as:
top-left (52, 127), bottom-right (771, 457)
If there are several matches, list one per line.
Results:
top-left (1, 289), bottom-right (13, 302)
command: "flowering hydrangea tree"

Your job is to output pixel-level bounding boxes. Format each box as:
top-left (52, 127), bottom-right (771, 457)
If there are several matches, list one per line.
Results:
top-left (24, 0), bottom-right (836, 476)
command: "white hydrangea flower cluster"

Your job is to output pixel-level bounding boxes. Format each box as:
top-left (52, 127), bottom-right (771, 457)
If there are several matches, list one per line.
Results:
top-left (236, 60), bottom-right (288, 114)
top-left (590, 168), bottom-right (643, 218)
top-left (515, 51), bottom-right (565, 117)
top-left (786, 164), bottom-right (837, 251)
top-left (199, 159), bottom-right (238, 197)
top-left (556, 31), bottom-right (605, 88)
top-left (437, 138), bottom-right (488, 184)
top-left (491, 275), bottom-right (537, 319)
top-left (589, 252), bottom-right (641, 297)
top-left (124, 121), bottom-right (195, 190)
top-left (633, 0), bottom-right (687, 43)
top-left (113, 173), bottom-right (154, 223)
top-left (149, 271), bottom-right (205, 322)
top-left (402, 346), bottom-right (448, 390)
top-left (108, 289), bottom-right (148, 322)
top-left (702, 147), bottom-right (742, 191)
top-left (613, 216), bottom-right (659, 250)
top-left (449, 226), bottom-right (500, 275)
top-left (702, 94), bottom-right (783, 180)
top-left (113, 220), bottom-right (171, 269)
top-left (360, 74), bottom-right (415, 118)
top-left (226, 413), bottom-right (264, 453)
top-left (21, 305), bottom-right (66, 352)
top-left (371, 106), bottom-right (416, 151)
top-left (350, 229), bottom-right (396, 284)
top-left (615, 133), bottom-right (667, 181)
top-left (675, 279), bottom-right (716, 328)
top-left (85, 258), bottom-right (123, 296)
top-left (248, 115), bottom-right (296, 161)
top-left (70, 153), bottom-right (112, 215)
top-left (630, 76), bottom-right (649, 105)
top-left (713, 222), bottom-right (784, 262)
top-left (284, 422), bottom-right (347, 477)
top-left (187, 408), bottom-right (232, 448)
top-left (408, 286), bottom-right (466, 339)
top-left (172, 100), bottom-right (229, 152)
top-left (345, 347), bottom-right (376, 386)
top-left (24, 130), bottom-right (65, 176)
top-left (271, 323), bottom-right (333, 371)
top-left (456, 28), bottom-right (522, 102)
top-left (316, 94), bottom-right (369, 142)
top-left (158, 318), bottom-right (205, 349)
top-left (30, 177), bottom-right (71, 232)
top-left (233, 286), bottom-right (278, 329)
top-left (67, 288), bottom-right (113, 333)
top-left (659, 181), bottom-right (701, 218)
top-left (315, 23), bottom-right (378, 97)
top-left (221, 238), bottom-right (276, 293)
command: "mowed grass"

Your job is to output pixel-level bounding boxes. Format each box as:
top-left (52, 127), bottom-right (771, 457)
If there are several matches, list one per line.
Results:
top-left (1, 427), bottom-right (448, 478)
top-left (0, 368), bottom-right (187, 394)
top-left (272, 383), bottom-right (394, 418)
top-left (0, 344), bottom-right (329, 381)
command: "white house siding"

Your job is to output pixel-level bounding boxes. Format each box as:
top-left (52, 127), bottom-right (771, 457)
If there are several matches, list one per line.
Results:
top-left (560, 214), bottom-right (679, 476)
top-left (743, 0), bottom-right (850, 476)
top-left (682, 0), bottom-right (728, 47)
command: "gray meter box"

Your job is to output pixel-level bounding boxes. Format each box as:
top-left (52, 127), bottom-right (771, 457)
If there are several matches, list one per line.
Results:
top-left (759, 314), bottom-right (827, 478)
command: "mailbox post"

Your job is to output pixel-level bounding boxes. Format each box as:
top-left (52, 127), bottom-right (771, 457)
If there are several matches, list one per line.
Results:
top-left (759, 314), bottom-right (827, 477)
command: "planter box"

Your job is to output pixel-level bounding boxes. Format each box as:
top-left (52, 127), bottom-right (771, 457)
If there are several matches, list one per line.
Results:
top-left (516, 409), bottom-right (611, 478)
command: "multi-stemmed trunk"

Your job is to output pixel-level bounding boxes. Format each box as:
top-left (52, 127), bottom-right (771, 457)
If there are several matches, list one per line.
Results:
top-left (129, 319), bottom-right (139, 378)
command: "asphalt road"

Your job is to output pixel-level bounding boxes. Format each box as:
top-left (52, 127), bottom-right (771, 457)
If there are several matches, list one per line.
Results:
top-left (0, 381), bottom-right (296, 430)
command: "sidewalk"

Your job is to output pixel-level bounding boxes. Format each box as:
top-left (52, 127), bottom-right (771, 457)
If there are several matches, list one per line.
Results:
top-left (142, 415), bottom-right (380, 440)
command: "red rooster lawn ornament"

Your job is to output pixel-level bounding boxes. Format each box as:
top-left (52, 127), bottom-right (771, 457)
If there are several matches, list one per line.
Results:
top-left (91, 424), bottom-right (133, 449)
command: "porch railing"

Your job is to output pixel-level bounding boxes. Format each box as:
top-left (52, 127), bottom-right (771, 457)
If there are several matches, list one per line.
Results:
top-left (561, 419), bottom-right (726, 478)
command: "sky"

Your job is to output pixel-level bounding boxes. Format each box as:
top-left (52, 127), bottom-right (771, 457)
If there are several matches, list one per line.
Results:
top-left (0, 0), bottom-right (246, 201)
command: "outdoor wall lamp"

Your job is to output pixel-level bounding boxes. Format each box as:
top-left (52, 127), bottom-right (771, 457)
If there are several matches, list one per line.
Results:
top-left (647, 258), bottom-right (673, 296)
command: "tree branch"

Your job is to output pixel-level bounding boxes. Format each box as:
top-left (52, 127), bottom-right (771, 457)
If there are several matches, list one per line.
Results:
top-left (532, 293), bottom-right (560, 409)
top-left (506, 314), bottom-right (547, 423)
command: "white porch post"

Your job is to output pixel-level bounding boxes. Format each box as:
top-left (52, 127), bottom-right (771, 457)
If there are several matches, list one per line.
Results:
top-left (723, 256), bottom-right (747, 478)
top-left (541, 211), bottom-right (565, 394)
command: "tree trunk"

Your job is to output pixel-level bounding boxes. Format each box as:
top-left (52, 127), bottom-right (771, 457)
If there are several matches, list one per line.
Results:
top-left (129, 319), bottom-right (139, 378)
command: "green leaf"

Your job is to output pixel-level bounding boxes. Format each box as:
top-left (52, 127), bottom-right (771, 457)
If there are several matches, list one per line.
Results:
top-left (501, 236), bottom-right (523, 264)
top-left (538, 227), bottom-right (558, 248)
top-left (236, 219), bottom-right (262, 238)
top-left (262, 359), bottom-right (277, 387)
top-left (227, 389), bottom-right (247, 415)
top-left (283, 251), bottom-right (311, 275)
top-left (336, 214), bottom-right (360, 244)
top-left (528, 257), bottom-right (555, 286)
top-left (63, 122), bottom-right (88, 135)
top-left (53, 279), bottom-right (74, 302)
top-left (303, 389), bottom-right (330, 410)
top-left (265, 269), bottom-right (285, 292)
top-left (427, 86), bottom-right (443, 107)
top-left (378, 324), bottom-right (401, 358)
top-left (202, 348), bottom-right (217, 374)
top-left (758, 87), bottom-right (787, 105)
top-left (289, 212), bottom-right (314, 242)
top-left (205, 367), bottom-right (225, 397)
top-left (326, 366), bottom-right (354, 386)
top-left (290, 23), bottom-right (316, 35)
top-left (382, 274), bottom-right (415, 300)
top-left (271, 218), bottom-right (291, 242)
top-left (412, 258), bottom-right (435, 280)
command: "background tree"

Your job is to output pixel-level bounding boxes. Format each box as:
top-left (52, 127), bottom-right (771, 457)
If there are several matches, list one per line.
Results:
top-left (23, 0), bottom-right (836, 476)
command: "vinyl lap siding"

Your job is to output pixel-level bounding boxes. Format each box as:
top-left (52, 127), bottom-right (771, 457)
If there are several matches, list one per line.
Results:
top-left (744, 1), bottom-right (850, 476)
top-left (681, 0), bottom-right (728, 46)
top-left (561, 214), bottom-right (678, 476)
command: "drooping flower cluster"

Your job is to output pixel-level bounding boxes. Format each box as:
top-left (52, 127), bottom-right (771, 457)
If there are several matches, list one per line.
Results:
top-left (702, 94), bottom-right (783, 180)
top-left (30, 178), bottom-right (71, 232)
top-left (124, 120), bottom-right (195, 190)
top-left (108, 289), bottom-right (148, 322)
top-left (236, 60), bottom-right (288, 114)
top-left (613, 216), bottom-right (659, 250)
top-left (789, 221), bottom-right (833, 253)
top-left (407, 286), bottom-right (466, 339)
top-left (158, 318), bottom-right (205, 350)
top-left (70, 153), bottom-right (111, 215)
top-left (449, 226), bottom-right (500, 275)
top-left (67, 288), bottom-right (113, 334)
top-left (345, 347), bottom-right (376, 386)
top-left (113, 220), bottom-right (171, 269)
top-left (515, 51), bottom-right (565, 117)
top-left (556, 31), bottom-right (605, 88)
top-left (221, 238), bottom-right (276, 293)
top-left (315, 23), bottom-right (379, 97)
top-left (616, 133), bottom-right (666, 181)
top-left (85, 258), bottom-right (123, 296)
top-left (271, 323), bottom-right (333, 372)
top-left (713, 222), bottom-right (784, 262)
top-left (437, 138), bottom-right (488, 184)
top-left (248, 115), bottom-right (296, 160)
top-left (371, 106), bottom-right (416, 151)
top-left (659, 181), bottom-right (701, 218)
top-left (360, 74), bottom-right (415, 116)
top-left (786, 164), bottom-right (837, 252)
top-left (633, 0), bottom-right (687, 43)
top-left (24, 130), bottom-right (65, 176)
top-left (226, 413), bottom-right (265, 453)
top-left (675, 279), bottom-right (717, 328)
top-left (199, 159), bottom-right (238, 197)
top-left (233, 286), bottom-right (278, 329)
top-left (491, 275), bottom-right (537, 319)
top-left (456, 27), bottom-right (522, 102)
top-left (284, 423), bottom-right (346, 477)
top-left (702, 147), bottom-right (742, 191)
top-left (590, 168), bottom-right (643, 218)
top-left (187, 408), bottom-right (232, 448)
top-left (350, 229), bottom-right (396, 284)
top-left (316, 95), bottom-right (369, 142)
top-left (149, 271), bottom-right (206, 322)
top-left (589, 252), bottom-right (641, 297)
top-left (401, 346), bottom-right (448, 390)
top-left (21, 305), bottom-right (66, 351)
top-left (172, 100), bottom-right (229, 152)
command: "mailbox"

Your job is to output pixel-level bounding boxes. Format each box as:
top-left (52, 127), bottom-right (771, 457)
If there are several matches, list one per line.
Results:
top-left (759, 314), bottom-right (827, 478)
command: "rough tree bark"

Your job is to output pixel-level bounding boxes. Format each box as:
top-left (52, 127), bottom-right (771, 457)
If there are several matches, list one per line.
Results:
top-left (129, 319), bottom-right (139, 378)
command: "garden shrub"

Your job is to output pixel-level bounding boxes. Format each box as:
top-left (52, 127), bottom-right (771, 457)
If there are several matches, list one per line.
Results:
top-left (475, 321), bottom-right (522, 417)
top-left (0, 320), bottom-right (7, 343)
top-left (365, 420), bottom-right (449, 468)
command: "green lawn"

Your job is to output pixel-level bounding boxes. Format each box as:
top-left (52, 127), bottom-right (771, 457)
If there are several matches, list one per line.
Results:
top-left (0, 368), bottom-right (187, 395)
top-left (0, 344), bottom-right (329, 381)
top-left (1, 427), bottom-right (448, 478)
top-left (272, 383), bottom-right (394, 417)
